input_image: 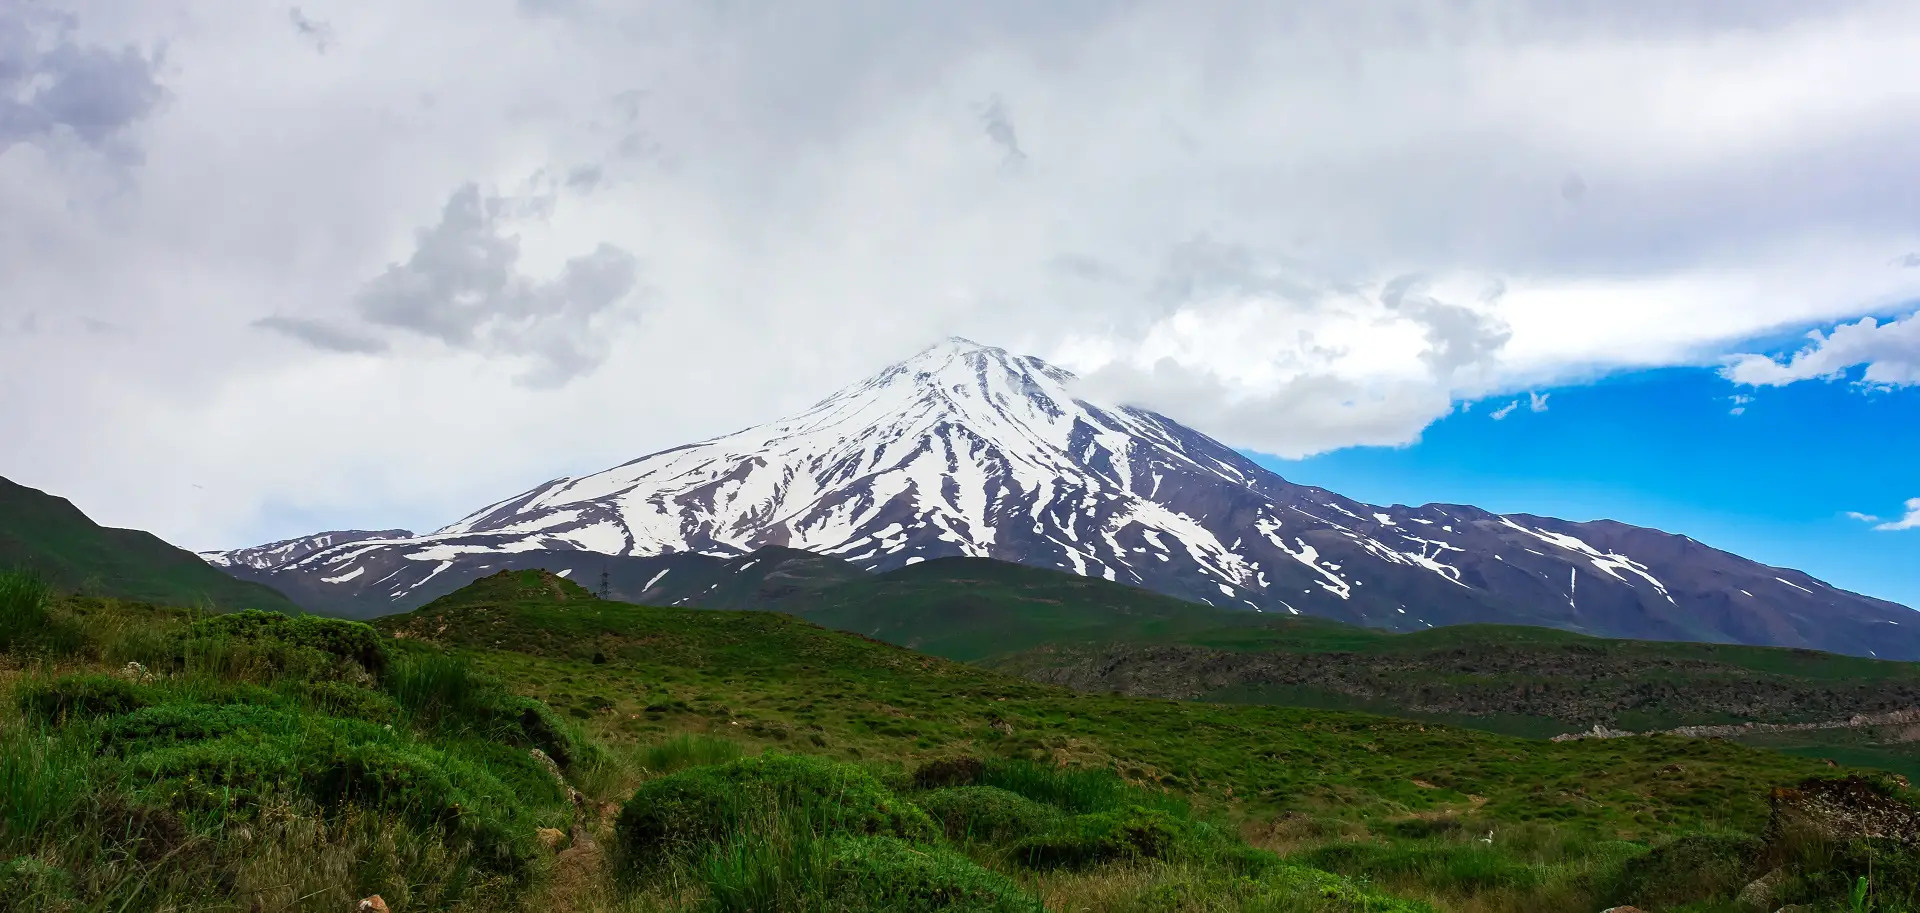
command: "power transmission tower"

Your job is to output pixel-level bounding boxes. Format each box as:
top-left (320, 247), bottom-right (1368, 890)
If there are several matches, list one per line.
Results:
top-left (598, 566), bottom-right (611, 600)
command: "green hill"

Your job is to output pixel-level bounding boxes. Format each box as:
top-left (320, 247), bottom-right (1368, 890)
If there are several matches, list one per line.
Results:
top-left (0, 475), bottom-right (298, 612)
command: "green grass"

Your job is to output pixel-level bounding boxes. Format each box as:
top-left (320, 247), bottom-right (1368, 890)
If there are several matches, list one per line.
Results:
top-left (378, 571), bottom-right (1845, 840)
top-left (9, 566), bottom-right (1920, 913)
top-left (638, 732), bottom-right (748, 775)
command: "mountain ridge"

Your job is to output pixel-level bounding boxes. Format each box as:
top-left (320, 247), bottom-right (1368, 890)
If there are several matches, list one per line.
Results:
top-left (0, 475), bottom-right (299, 612)
top-left (201, 337), bottom-right (1919, 658)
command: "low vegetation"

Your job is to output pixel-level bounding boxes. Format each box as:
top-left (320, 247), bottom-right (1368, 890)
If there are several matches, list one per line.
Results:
top-left (3, 566), bottom-right (1918, 911)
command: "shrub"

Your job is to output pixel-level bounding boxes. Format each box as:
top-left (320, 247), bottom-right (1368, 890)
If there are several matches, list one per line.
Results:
top-left (287, 679), bottom-right (401, 725)
top-left (1010, 806), bottom-right (1226, 870)
top-left (615, 753), bottom-right (934, 869)
top-left (919, 786), bottom-right (1060, 844)
top-left (638, 732), bottom-right (745, 775)
top-left (18, 674), bottom-right (152, 721)
top-left (383, 650), bottom-right (588, 767)
top-left (187, 610), bottom-right (387, 675)
top-left (96, 703), bottom-right (303, 755)
top-left (913, 756), bottom-right (986, 789)
top-left (979, 758), bottom-right (1186, 816)
top-left (130, 729), bottom-right (538, 876)
top-left (1593, 832), bottom-right (1760, 910)
top-left (826, 835), bottom-right (1045, 912)
top-left (0, 569), bottom-right (82, 657)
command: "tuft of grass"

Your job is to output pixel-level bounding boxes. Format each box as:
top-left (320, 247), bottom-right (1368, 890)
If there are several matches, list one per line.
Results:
top-left (977, 758), bottom-right (1189, 817)
top-left (615, 752), bottom-right (936, 871)
top-left (0, 723), bottom-right (97, 857)
top-left (691, 803), bottom-right (1045, 913)
top-left (0, 569), bottom-right (82, 657)
top-left (639, 732), bottom-right (747, 776)
top-left (1010, 806), bottom-right (1230, 871)
top-left (919, 785), bottom-right (1062, 844)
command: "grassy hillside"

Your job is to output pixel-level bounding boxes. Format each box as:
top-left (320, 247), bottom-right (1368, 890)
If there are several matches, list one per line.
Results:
top-left (0, 475), bottom-right (298, 613)
top-left (744, 558), bottom-right (1920, 741)
top-left (377, 571), bottom-right (1842, 839)
top-left (8, 568), bottom-right (1920, 911)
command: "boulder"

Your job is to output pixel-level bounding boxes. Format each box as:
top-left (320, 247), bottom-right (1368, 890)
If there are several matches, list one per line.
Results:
top-left (1733, 867), bottom-right (1787, 911)
top-left (1767, 776), bottom-right (1920, 846)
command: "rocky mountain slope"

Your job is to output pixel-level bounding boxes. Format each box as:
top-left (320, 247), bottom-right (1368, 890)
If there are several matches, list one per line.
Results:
top-left (202, 338), bottom-right (1919, 657)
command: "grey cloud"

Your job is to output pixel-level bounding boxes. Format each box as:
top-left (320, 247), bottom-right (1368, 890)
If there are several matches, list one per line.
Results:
top-left (516, 0), bottom-right (578, 18)
top-left (288, 8), bottom-right (336, 54)
top-left (979, 95), bottom-right (1025, 166)
top-left (1150, 237), bottom-right (1330, 310)
top-left (354, 183), bottom-right (642, 385)
top-left (253, 316), bottom-right (389, 354)
top-left (0, 8), bottom-right (165, 160)
top-left (1047, 253), bottom-right (1126, 284)
top-left (1895, 253), bottom-right (1920, 268)
top-left (1379, 274), bottom-right (1513, 377)
top-left (565, 164), bottom-right (604, 193)
top-left (1560, 174), bottom-right (1587, 203)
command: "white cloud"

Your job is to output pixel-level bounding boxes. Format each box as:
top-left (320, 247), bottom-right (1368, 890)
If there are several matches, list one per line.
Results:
top-left (1874, 499), bottom-right (1920, 531)
top-left (1845, 510), bottom-right (1881, 523)
top-left (3, 1), bottom-right (1920, 548)
top-left (1489, 401), bottom-right (1520, 421)
top-left (1528, 391), bottom-right (1550, 413)
top-left (1728, 393), bottom-right (1755, 415)
top-left (1724, 311), bottom-right (1920, 389)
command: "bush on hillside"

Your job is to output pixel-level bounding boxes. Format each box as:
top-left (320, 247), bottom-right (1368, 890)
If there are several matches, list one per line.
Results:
top-left (189, 610), bottom-right (386, 673)
top-left (1593, 832), bottom-right (1760, 910)
top-left (978, 758), bottom-right (1186, 816)
top-left (0, 569), bottom-right (82, 657)
top-left (130, 727), bottom-right (539, 876)
top-left (286, 679), bottom-right (401, 725)
top-left (96, 703), bottom-right (303, 755)
top-left (19, 674), bottom-right (153, 721)
top-left (179, 610), bottom-right (386, 682)
top-left (1010, 806), bottom-right (1227, 870)
top-left (615, 753), bottom-right (935, 868)
top-left (913, 756), bottom-right (986, 789)
top-left (382, 649), bottom-right (595, 769)
top-left (919, 786), bottom-right (1060, 844)
top-left (826, 835), bottom-right (1045, 912)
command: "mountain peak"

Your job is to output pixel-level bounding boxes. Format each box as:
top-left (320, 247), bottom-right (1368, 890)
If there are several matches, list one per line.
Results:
top-left (204, 339), bottom-right (1920, 660)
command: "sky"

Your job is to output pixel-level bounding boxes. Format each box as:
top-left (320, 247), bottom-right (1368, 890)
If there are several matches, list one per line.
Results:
top-left (0, 1), bottom-right (1915, 603)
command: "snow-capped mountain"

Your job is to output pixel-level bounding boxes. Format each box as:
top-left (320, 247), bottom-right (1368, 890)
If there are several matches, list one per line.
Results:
top-left (205, 338), bottom-right (1920, 658)
top-left (199, 529), bottom-right (413, 571)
